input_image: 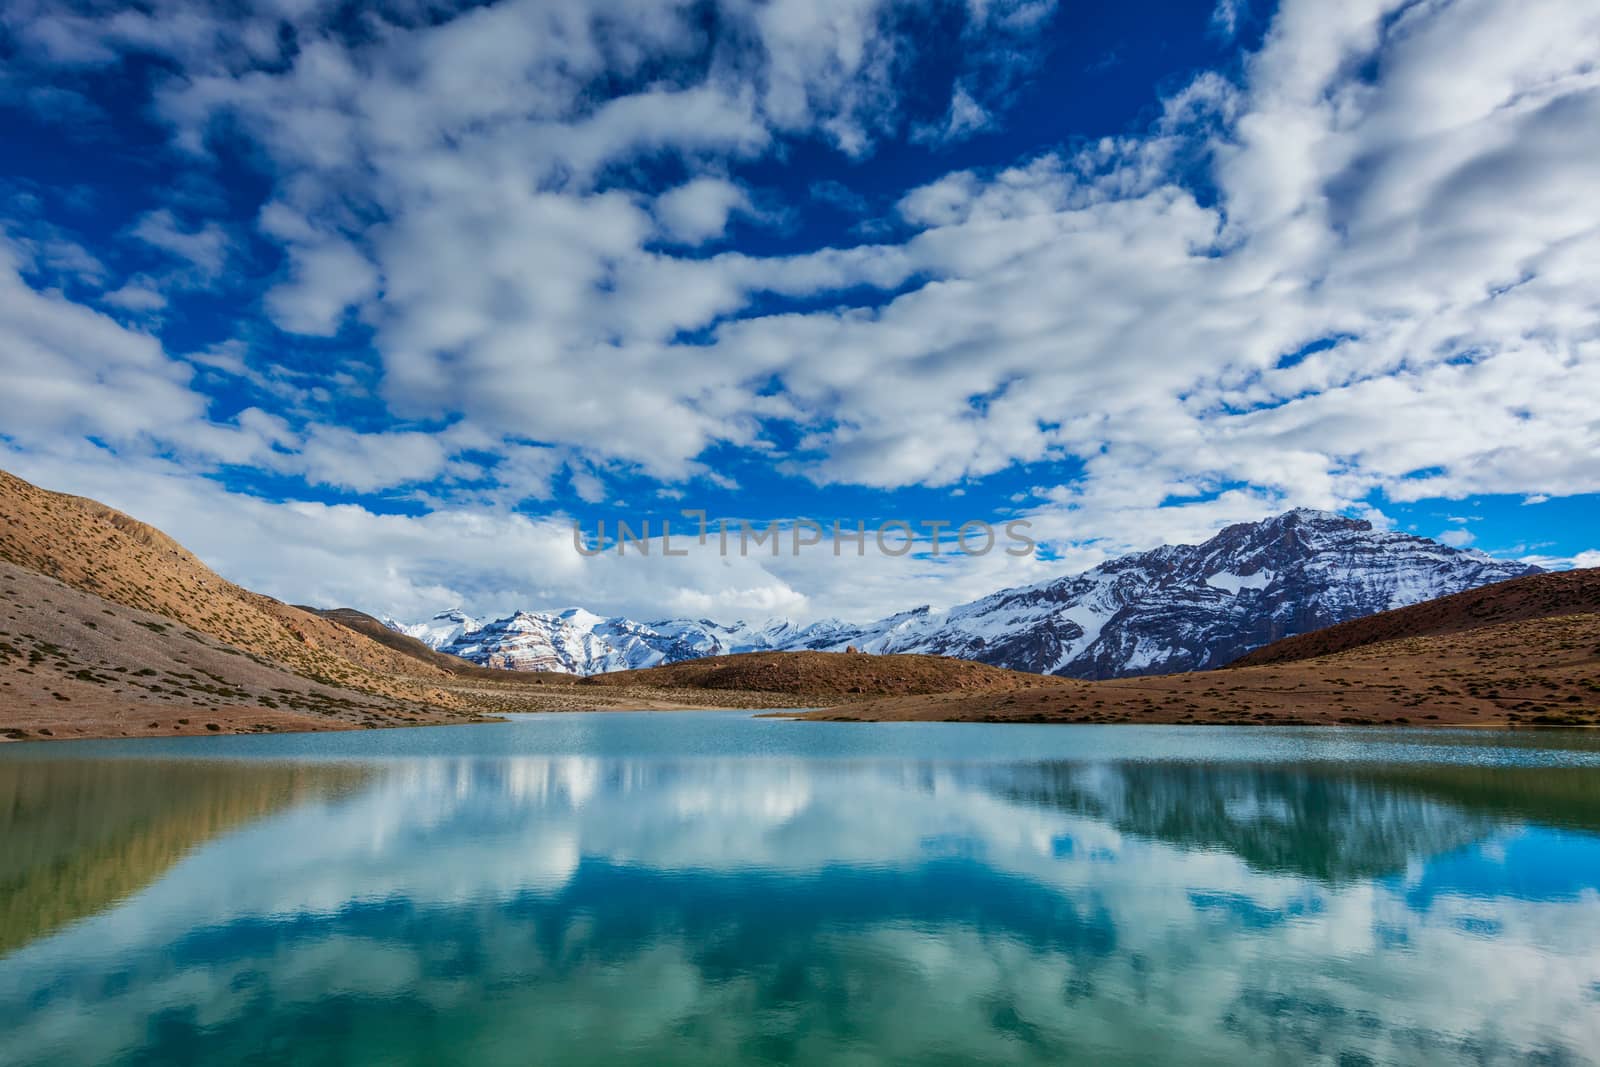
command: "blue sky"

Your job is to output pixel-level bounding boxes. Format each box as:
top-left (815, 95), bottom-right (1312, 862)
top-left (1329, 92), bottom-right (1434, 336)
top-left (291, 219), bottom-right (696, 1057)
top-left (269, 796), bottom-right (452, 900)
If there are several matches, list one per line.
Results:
top-left (1, 0), bottom-right (1597, 624)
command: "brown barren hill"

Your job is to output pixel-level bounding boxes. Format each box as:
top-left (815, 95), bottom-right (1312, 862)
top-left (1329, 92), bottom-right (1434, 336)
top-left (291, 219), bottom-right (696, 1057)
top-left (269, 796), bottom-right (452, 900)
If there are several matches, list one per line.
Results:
top-left (0, 556), bottom-right (493, 739)
top-left (0, 469), bottom-right (504, 738)
top-left (0, 469), bottom-right (461, 709)
top-left (1230, 568), bottom-right (1600, 667)
top-left (589, 650), bottom-right (1070, 701)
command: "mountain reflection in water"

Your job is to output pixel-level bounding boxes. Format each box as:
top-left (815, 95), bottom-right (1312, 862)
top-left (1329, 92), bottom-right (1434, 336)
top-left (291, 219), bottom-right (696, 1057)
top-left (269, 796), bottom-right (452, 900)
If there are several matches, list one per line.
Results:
top-left (1, 719), bottom-right (1597, 1066)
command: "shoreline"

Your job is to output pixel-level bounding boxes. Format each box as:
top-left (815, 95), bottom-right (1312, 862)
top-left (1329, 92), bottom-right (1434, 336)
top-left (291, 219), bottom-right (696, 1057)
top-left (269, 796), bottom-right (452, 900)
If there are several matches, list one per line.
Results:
top-left (0, 694), bottom-right (798, 744)
top-left (5, 701), bottom-right (1584, 745)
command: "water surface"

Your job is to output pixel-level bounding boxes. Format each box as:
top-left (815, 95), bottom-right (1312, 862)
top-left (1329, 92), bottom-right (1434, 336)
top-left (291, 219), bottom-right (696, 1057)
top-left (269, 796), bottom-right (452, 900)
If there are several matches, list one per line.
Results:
top-left (3, 714), bottom-right (1599, 1065)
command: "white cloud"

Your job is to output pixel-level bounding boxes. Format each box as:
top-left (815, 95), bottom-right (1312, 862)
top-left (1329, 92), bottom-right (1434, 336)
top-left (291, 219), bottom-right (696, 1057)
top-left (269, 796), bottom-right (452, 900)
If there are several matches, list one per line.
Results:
top-left (99, 278), bottom-right (169, 313)
top-left (1210, 0), bottom-right (1243, 38)
top-left (56, 1), bottom-right (1078, 493)
top-left (6, 226), bottom-right (107, 286)
top-left (295, 426), bottom-right (452, 493)
top-left (912, 84), bottom-right (993, 145)
top-left (714, 0), bottom-right (1600, 512)
top-left (2, 0), bottom-right (1597, 622)
top-left (734, 0), bottom-right (906, 157)
top-left (129, 208), bottom-right (230, 281)
top-left (0, 233), bottom-right (283, 467)
top-left (263, 232), bottom-right (379, 337)
top-left (1520, 548), bottom-right (1600, 571)
top-left (654, 177), bottom-right (750, 244)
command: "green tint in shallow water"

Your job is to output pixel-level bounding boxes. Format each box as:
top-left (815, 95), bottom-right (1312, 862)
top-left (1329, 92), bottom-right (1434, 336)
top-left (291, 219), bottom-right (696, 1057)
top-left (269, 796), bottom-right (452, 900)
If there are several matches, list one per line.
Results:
top-left (2, 716), bottom-right (1600, 1065)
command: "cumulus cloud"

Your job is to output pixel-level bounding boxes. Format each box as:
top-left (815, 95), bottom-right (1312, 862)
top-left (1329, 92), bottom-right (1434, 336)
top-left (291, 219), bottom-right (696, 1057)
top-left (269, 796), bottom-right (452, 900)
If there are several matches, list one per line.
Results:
top-left (99, 278), bottom-right (168, 313)
top-left (2, 0), bottom-right (1598, 620)
top-left (741, 0), bottom-right (1600, 509)
top-left (0, 234), bottom-right (283, 466)
top-left (129, 208), bottom-right (230, 282)
top-left (654, 178), bottom-right (750, 244)
top-left (262, 230), bottom-right (379, 336)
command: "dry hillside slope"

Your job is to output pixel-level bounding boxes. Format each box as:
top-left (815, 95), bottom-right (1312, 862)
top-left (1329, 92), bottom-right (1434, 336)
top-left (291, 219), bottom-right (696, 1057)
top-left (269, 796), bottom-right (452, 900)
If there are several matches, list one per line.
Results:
top-left (589, 650), bottom-right (1071, 699)
top-left (1231, 568), bottom-right (1600, 667)
top-left (0, 560), bottom-right (488, 739)
top-left (0, 469), bottom-right (462, 711)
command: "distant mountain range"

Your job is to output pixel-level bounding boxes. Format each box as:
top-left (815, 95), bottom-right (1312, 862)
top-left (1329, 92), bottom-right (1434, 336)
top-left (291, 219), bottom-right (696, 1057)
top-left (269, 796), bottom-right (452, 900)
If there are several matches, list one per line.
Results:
top-left (390, 509), bottom-right (1539, 679)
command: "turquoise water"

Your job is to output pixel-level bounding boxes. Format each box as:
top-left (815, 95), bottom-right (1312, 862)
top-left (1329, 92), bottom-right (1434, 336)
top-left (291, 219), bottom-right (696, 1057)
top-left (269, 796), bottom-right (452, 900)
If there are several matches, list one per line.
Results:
top-left (3, 714), bottom-right (1600, 1065)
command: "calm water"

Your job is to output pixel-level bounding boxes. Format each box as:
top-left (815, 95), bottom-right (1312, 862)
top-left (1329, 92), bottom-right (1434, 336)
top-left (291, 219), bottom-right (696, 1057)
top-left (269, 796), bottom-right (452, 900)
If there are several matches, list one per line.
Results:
top-left (3, 714), bottom-right (1600, 1065)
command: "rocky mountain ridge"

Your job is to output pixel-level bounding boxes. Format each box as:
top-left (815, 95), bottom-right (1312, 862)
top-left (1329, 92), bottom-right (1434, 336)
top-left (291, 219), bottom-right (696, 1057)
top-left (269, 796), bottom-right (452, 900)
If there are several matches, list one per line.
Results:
top-left (390, 509), bottom-right (1540, 679)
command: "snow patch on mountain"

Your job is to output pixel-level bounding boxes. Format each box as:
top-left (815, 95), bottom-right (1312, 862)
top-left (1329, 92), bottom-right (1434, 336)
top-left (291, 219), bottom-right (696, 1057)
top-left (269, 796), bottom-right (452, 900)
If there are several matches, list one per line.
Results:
top-left (1206, 569), bottom-right (1274, 595)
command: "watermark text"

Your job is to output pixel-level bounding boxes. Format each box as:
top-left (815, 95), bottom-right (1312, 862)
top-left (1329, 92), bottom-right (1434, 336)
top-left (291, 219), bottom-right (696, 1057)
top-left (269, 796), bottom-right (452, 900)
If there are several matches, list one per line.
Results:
top-left (572, 510), bottom-right (1035, 558)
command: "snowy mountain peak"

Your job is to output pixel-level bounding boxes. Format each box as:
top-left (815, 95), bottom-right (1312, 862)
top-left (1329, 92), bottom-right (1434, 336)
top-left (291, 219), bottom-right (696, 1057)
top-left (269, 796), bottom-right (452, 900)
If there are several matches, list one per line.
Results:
top-left (886, 508), bottom-right (1539, 679)
top-left (389, 510), bottom-right (1539, 679)
top-left (557, 607), bottom-right (607, 627)
top-left (388, 608), bottom-right (481, 650)
top-left (1276, 506), bottom-right (1357, 523)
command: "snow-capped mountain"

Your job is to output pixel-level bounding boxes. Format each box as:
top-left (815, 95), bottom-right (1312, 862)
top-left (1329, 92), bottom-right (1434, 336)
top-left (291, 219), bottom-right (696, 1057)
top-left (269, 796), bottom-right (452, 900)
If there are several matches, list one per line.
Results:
top-left (847, 509), bottom-right (1540, 678)
top-left (389, 510), bottom-right (1539, 678)
top-left (389, 608), bottom-right (721, 673)
top-left (389, 608), bottom-right (482, 650)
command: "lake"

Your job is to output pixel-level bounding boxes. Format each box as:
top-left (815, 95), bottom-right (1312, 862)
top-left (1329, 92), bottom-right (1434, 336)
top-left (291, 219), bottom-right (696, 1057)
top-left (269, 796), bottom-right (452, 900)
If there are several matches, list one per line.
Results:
top-left (3, 713), bottom-right (1600, 1065)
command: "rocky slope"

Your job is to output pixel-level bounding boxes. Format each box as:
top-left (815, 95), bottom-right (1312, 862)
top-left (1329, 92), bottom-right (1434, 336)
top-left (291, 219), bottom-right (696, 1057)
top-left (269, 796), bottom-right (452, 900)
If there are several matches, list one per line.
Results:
top-left (0, 470), bottom-right (460, 701)
top-left (397, 510), bottom-right (1539, 679)
top-left (0, 469), bottom-right (484, 738)
top-left (0, 559), bottom-right (476, 740)
top-left (857, 509), bottom-right (1541, 679)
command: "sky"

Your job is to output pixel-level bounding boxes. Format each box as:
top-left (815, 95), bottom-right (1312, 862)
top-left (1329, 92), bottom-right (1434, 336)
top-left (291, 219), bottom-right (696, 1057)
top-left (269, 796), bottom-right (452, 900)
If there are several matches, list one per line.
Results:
top-left (2, 0), bottom-right (1598, 626)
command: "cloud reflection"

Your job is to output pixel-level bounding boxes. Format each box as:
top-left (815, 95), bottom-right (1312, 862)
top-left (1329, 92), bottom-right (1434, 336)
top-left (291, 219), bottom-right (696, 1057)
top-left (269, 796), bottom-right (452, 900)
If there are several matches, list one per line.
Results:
top-left (1, 754), bottom-right (1598, 1065)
